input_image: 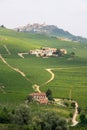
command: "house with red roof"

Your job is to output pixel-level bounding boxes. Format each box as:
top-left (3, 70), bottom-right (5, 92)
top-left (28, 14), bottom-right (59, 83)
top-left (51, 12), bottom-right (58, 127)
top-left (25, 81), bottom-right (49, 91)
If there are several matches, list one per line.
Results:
top-left (30, 92), bottom-right (48, 104)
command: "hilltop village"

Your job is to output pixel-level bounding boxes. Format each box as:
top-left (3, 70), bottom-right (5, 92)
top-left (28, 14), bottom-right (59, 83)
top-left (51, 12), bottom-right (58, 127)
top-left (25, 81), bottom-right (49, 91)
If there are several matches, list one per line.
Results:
top-left (29, 47), bottom-right (67, 57)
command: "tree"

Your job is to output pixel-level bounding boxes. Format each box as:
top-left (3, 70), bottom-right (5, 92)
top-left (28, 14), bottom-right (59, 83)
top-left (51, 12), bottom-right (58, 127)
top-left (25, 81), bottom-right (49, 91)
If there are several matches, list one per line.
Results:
top-left (0, 107), bottom-right (10, 123)
top-left (0, 25), bottom-right (5, 28)
top-left (64, 102), bottom-right (69, 107)
top-left (12, 104), bottom-right (31, 125)
top-left (26, 95), bottom-right (33, 103)
top-left (46, 89), bottom-right (53, 101)
top-left (32, 112), bottom-right (45, 130)
top-left (77, 107), bottom-right (82, 114)
top-left (69, 113), bottom-right (73, 118)
top-left (44, 112), bottom-right (68, 130)
top-left (56, 49), bottom-right (64, 56)
top-left (71, 102), bottom-right (75, 109)
top-left (70, 52), bottom-right (75, 57)
top-left (80, 114), bottom-right (87, 124)
top-left (32, 112), bottom-right (69, 130)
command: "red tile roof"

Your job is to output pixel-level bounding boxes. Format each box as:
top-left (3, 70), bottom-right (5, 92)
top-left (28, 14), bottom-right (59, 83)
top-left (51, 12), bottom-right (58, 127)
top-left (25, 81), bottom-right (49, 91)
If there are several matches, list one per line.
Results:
top-left (30, 92), bottom-right (46, 96)
top-left (29, 92), bottom-right (48, 104)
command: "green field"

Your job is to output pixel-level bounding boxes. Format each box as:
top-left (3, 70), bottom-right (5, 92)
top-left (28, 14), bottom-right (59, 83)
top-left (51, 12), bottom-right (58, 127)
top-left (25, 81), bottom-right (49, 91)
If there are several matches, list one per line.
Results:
top-left (0, 27), bottom-right (87, 111)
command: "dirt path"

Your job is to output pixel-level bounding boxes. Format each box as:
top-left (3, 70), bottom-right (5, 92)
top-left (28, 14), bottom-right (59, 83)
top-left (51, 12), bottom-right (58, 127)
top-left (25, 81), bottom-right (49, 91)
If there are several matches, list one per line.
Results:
top-left (54, 98), bottom-right (66, 107)
top-left (71, 101), bottom-right (79, 126)
top-left (45, 69), bottom-right (54, 85)
top-left (0, 54), bottom-right (40, 92)
top-left (0, 54), bottom-right (79, 124)
top-left (32, 69), bottom-right (55, 92)
top-left (32, 84), bottom-right (41, 93)
top-left (0, 54), bottom-right (26, 77)
top-left (3, 45), bottom-right (11, 55)
top-left (18, 53), bottom-right (28, 58)
top-left (45, 68), bottom-right (79, 126)
top-left (32, 69), bottom-right (55, 93)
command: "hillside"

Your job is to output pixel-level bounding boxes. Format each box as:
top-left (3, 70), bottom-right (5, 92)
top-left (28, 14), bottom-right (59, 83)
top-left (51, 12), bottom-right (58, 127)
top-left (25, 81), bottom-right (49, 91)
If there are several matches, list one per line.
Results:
top-left (14, 23), bottom-right (87, 43)
top-left (0, 27), bottom-right (87, 111)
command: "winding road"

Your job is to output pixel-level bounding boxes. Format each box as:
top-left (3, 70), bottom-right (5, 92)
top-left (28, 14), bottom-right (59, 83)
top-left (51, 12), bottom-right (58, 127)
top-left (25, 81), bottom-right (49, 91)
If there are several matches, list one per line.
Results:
top-left (18, 52), bottom-right (29, 58)
top-left (0, 53), bottom-right (79, 126)
top-left (71, 101), bottom-right (79, 126)
top-left (0, 54), bottom-right (27, 78)
top-left (32, 84), bottom-right (41, 93)
top-left (45, 68), bottom-right (54, 84)
top-left (3, 45), bottom-right (11, 55)
top-left (45, 68), bottom-right (79, 126)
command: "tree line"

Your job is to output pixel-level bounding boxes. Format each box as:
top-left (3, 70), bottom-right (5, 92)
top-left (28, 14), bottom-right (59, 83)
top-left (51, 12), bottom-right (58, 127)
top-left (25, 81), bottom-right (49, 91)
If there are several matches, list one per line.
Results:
top-left (0, 104), bottom-right (68, 130)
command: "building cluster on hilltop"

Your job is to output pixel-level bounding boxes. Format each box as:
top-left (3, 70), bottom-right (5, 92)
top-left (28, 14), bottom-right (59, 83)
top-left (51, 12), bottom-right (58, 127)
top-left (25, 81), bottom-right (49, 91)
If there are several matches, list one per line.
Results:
top-left (29, 47), bottom-right (67, 57)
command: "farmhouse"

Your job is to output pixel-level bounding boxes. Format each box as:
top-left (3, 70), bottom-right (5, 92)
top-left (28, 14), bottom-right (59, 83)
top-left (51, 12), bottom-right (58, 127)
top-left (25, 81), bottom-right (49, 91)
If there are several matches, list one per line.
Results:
top-left (30, 92), bottom-right (48, 104)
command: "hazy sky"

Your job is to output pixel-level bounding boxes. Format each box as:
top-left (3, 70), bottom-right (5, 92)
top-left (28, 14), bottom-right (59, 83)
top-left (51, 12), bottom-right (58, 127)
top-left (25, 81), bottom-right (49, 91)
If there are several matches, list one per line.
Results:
top-left (0, 0), bottom-right (87, 37)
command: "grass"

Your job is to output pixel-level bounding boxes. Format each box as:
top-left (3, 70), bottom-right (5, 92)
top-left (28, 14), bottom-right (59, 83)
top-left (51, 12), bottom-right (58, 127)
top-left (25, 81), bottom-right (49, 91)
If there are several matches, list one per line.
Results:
top-left (42, 66), bottom-right (87, 108)
top-left (0, 28), bottom-right (87, 111)
top-left (29, 102), bottom-right (71, 118)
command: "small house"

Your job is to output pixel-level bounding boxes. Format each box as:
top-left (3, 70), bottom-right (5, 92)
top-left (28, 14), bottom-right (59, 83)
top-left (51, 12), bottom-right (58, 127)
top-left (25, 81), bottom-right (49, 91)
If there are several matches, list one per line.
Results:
top-left (30, 92), bottom-right (48, 104)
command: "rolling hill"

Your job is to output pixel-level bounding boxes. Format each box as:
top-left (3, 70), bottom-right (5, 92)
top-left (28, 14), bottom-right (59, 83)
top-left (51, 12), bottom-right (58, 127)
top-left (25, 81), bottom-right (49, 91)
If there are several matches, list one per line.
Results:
top-left (0, 27), bottom-right (87, 111)
top-left (14, 23), bottom-right (87, 43)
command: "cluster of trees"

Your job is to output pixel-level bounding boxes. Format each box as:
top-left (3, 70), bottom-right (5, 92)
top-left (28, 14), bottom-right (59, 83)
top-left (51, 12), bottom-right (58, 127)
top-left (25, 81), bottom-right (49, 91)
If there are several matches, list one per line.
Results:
top-left (53, 49), bottom-right (65, 56)
top-left (0, 104), bottom-right (69, 130)
top-left (70, 112), bottom-right (87, 130)
top-left (53, 49), bottom-right (75, 58)
top-left (0, 25), bottom-right (5, 28)
top-left (79, 107), bottom-right (87, 125)
top-left (79, 113), bottom-right (87, 125)
top-left (0, 107), bottom-right (10, 123)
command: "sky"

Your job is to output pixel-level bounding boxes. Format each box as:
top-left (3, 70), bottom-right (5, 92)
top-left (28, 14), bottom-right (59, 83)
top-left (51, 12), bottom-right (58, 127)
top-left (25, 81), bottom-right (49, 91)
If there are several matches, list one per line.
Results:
top-left (0, 0), bottom-right (87, 37)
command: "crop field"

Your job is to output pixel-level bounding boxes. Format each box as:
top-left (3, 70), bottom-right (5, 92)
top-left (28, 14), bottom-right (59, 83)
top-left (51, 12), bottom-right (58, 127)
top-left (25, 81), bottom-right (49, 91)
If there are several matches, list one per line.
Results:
top-left (0, 28), bottom-right (87, 111)
top-left (42, 66), bottom-right (87, 108)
